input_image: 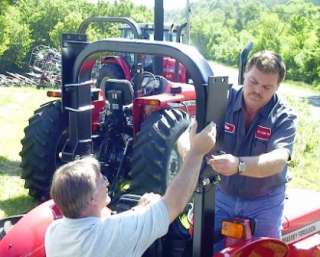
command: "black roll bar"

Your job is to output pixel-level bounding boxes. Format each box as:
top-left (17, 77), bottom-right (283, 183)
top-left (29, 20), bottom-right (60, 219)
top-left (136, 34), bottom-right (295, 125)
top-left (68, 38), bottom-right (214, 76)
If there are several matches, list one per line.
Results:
top-left (72, 38), bottom-right (214, 130)
top-left (78, 16), bottom-right (142, 39)
top-left (238, 42), bottom-right (253, 85)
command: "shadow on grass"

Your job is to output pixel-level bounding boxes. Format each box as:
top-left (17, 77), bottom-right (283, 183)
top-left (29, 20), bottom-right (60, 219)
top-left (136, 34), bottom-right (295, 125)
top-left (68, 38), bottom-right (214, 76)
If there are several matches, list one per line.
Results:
top-left (303, 95), bottom-right (320, 107)
top-left (0, 194), bottom-right (38, 217)
top-left (0, 155), bottom-right (21, 176)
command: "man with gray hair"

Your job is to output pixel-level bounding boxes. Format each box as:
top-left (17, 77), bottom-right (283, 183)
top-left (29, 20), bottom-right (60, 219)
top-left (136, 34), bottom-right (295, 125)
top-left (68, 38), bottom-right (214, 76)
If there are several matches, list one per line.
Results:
top-left (45, 121), bottom-right (216, 257)
top-left (206, 50), bottom-right (297, 248)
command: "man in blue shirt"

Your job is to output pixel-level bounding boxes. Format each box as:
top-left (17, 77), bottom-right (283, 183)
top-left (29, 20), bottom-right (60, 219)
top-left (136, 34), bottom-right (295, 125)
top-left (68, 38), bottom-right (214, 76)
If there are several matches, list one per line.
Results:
top-left (207, 51), bottom-right (297, 245)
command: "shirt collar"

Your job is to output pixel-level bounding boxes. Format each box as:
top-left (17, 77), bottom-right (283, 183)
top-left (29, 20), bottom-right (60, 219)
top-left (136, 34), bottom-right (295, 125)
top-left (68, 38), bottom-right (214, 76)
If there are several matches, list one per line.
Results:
top-left (259, 94), bottom-right (278, 117)
top-left (232, 87), bottom-right (244, 112)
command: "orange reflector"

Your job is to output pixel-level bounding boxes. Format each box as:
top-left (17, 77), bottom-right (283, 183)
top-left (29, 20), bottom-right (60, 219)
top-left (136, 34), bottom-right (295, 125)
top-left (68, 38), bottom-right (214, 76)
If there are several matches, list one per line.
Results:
top-left (47, 90), bottom-right (61, 98)
top-left (145, 99), bottom-right (160, 106)
top-left (221, 220), bottom-right (245, 239)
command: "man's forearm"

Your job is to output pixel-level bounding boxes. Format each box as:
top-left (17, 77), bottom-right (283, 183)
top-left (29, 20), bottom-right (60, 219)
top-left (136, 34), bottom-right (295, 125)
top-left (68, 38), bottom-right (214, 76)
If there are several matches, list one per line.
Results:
top-left (240, 148), bottom-right (289, 178)
top-left (163, 150), bottom-right (203, 222)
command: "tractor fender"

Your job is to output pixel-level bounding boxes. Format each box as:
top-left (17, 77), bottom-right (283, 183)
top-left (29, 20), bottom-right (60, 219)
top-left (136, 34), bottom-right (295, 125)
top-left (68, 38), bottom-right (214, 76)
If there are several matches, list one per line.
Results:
top-left (132, 84), bottom-right (196, 133)
top-left (102, 56), bottom-right (131, 81)
top-left (79, 58), bottom-right (96, 77)
top-left (79, 56), bottom-right (131, 82)
top-left (0, 200), bottom-right (60, 257)
top-left (287, 233), bottom-right (320, 257)
top-left (162, 57), bottom-right (187, 83)
top-left (213, 238), bottom-right (289, 257)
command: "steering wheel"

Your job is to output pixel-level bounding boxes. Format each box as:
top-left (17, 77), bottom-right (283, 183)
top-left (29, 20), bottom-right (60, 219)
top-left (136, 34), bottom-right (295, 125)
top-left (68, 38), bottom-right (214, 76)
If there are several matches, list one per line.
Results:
top-left (132, 71), bottom-right (161, 96)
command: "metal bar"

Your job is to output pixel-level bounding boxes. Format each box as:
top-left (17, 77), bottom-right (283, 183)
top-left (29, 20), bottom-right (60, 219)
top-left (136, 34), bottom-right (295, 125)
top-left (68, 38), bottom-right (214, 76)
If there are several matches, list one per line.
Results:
top-left (193, 171), bottom-right (216, 257)
top-left (154, 0), bottom-right (164, 76)
top-left (61, 80), bottom-right (93, 162)
top-left (238, 42), bottom-right (253, 85)
top-left (78, 16), bottom-right (142, 38)
top-left (71, 38), bottom-right (214, 130)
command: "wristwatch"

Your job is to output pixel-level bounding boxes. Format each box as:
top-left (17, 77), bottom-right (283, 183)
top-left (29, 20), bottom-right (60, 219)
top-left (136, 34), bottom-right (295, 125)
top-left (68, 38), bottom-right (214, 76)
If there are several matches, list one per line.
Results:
top-left (238, 157), bottom-right (246, 175)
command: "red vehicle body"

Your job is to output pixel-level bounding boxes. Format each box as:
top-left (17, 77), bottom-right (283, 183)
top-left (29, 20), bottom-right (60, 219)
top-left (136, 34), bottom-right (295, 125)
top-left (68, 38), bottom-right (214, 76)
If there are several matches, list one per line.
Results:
top-left (1, 189), bottom-right (319, 257)
top-left (77, 16), bottom-right (188, 86)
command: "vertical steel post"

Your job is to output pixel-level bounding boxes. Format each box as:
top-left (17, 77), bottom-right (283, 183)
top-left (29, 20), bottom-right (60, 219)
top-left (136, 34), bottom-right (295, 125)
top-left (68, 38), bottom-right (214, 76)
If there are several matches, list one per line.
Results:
top-left (154, 0), bottom-right (164, 75)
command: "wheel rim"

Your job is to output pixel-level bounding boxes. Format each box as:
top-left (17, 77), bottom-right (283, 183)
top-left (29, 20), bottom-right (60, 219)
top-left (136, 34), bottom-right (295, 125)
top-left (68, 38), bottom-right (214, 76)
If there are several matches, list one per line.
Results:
top-left (166, 147), bottom-right (182, 186)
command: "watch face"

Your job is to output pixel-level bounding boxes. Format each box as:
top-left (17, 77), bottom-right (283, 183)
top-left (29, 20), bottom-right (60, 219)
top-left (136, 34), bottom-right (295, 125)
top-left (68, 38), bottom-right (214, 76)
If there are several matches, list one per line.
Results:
top-left (239, 160), bottom-right (246, 174)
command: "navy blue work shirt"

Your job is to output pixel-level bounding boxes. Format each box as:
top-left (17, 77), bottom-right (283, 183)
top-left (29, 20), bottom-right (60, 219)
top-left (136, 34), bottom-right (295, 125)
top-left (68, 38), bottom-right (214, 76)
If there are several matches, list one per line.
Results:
top-left (216, 85), bottom-right (297, 199)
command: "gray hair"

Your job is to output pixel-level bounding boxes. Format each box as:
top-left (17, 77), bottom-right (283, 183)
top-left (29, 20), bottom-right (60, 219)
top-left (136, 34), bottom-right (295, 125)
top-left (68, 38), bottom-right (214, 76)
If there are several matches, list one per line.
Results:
top-left (50, 156), bottom-right (101, 218)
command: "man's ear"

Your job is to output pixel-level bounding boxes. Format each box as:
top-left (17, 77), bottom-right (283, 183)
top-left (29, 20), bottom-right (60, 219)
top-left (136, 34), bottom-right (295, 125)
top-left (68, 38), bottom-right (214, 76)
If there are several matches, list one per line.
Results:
top-left (80, 195), bottom-right (98, 217)
top-left (89, 193), bottom-right (99, 207)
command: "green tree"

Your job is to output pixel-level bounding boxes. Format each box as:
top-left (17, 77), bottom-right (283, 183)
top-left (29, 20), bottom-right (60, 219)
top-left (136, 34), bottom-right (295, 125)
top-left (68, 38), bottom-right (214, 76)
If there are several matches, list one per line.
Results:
top-left (190, 16), bottom-right (213, 58)
top-left (233, 0), bottom-right (264, 32)
top-left (0, 0), bottom-right (10, 15)
top-left (0, 0), bottom-right (152, 73)
top-left (249, 13), bottom-right (284, 54)
top-left (0, 6), bottom-right (32, 72)
top-left (49, 12), bottom-right (85, 49)
top-left (189, 0), bottom-right (320, 86)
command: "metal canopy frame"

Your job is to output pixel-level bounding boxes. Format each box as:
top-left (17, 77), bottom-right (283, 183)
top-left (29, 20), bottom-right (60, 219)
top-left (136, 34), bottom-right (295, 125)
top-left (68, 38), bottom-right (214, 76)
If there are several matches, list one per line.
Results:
top-left (68, 37), bottom-right (214, 130)
top-left (61, 35), bottom-right (230, 257)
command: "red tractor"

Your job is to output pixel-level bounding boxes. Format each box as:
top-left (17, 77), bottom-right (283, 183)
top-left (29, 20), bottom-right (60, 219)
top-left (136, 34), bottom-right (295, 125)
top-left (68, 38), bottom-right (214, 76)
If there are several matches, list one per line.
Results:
top-left (3, 2), bottom-right (320, 256)
top-left (74, 15), bottom-right (188, 87)
top-left (19, 15), bottom-right (191, 200)
top-left (1, 37), bottom-right (320, 257)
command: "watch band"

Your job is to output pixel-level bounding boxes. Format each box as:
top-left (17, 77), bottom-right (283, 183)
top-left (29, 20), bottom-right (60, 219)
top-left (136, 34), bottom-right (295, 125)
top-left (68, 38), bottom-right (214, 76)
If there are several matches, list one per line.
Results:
top-left (238, 157), bottom-right (246, 174)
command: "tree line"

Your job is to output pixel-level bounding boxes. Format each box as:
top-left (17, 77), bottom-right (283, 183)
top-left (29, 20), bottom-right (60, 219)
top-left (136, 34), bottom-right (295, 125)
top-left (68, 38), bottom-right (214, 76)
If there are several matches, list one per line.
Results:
top-left (0, 0), bottom-right (319, 87)
top-left (0, 0), bottom-right (151, 73)
top-left (188, 0), bottom-right (320, 86)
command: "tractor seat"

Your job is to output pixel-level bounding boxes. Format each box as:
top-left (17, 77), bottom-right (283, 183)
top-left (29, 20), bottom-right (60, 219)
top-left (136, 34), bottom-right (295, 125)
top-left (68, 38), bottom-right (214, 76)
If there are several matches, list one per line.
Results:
top-left (102, 78), bottom-right (134, 106)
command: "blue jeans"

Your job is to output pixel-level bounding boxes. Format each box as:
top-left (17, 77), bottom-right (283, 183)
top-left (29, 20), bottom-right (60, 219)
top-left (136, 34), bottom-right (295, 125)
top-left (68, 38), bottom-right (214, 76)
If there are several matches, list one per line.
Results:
top-left (214, 186), bottom-right (285, 251)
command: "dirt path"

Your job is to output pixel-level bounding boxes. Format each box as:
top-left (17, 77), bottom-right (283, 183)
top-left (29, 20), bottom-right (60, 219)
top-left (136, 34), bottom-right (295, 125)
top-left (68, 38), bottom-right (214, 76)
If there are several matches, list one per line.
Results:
top-left (210, 62), bottom-right (320, 121)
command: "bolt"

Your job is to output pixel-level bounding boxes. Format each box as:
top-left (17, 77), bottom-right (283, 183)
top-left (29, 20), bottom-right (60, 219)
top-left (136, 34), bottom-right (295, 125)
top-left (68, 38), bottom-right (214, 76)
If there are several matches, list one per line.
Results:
top-left (202, 178), bottom-right (210, 186)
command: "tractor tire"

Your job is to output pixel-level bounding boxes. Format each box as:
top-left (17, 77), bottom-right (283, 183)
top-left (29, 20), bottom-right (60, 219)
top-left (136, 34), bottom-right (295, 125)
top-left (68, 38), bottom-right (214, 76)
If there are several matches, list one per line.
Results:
top-left (129, 109), bottom-right (190, 195)
top-left (96, 63), bottom-right (125, 88)
top-left (19, 100), bottom-right (67, 200)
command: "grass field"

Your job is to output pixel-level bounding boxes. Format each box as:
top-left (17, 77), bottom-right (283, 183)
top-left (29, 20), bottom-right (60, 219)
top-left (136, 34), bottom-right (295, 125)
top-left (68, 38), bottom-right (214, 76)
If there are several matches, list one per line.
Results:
top-left (0, 87), bottom-right (51, 217)
top-left (0, 86), bottom-right (319, 218)
top-left (286, 95), bottom-right (320, 191)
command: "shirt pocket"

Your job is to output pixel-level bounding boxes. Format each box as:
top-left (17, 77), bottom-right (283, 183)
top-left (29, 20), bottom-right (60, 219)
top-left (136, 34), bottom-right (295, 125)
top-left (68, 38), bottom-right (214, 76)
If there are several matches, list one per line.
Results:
top-left (251, 139), bottom-right (268, 155)
top-left (222, 132), bottom-right (236, 153)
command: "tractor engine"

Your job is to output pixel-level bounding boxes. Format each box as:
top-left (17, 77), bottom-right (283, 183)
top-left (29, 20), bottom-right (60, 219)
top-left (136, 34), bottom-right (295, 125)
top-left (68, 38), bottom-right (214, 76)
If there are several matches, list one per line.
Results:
top-left (95, 79), bottom-right (134, 188)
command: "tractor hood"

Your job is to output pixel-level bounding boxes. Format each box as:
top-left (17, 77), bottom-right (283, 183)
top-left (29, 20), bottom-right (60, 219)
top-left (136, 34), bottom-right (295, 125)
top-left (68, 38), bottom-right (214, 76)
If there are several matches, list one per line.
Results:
top-left (281, 189), bottom-right (320, 244)
top-left (0, 200), bottom-right (59, 257)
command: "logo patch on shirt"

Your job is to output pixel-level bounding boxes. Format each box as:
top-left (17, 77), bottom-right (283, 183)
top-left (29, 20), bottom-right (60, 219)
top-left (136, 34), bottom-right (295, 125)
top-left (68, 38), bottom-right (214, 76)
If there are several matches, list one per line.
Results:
top-left (255, 125), bottom-right (271, 141)
top-left (224, 122), bottom-right (235, 134)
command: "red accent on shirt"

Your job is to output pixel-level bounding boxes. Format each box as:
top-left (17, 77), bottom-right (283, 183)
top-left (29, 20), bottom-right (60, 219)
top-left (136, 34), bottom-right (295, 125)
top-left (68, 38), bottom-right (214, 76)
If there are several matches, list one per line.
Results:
top-left (255, 125), bottom-right (272, 141)
top-left (224, 122), bottom-right (236, 134)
